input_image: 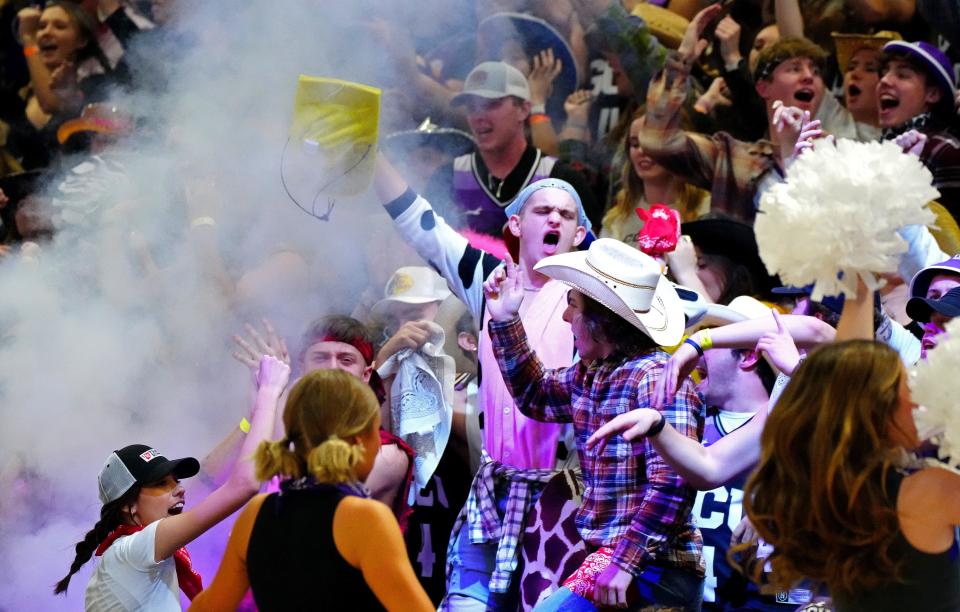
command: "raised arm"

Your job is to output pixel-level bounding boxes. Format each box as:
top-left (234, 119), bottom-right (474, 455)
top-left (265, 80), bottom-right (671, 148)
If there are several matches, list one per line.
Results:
top-left (154, 356), bottom-right (289, 561)
top-left (484, 257), bottom-right (577, 422)
top-left (835, 277), bottom-right (874, 342)
top-left (373, 156), bottom-right (502, 321)
top-left (17, 8), bottom-right (66, 114)
top-left (651, 314), bottom-right (834, 409)
top-left (187, 495), bottom-right (267, 611)
top-left (200, 319), bottom-right (291, 486)
top-left (774, 0), bottom-right (804, 38)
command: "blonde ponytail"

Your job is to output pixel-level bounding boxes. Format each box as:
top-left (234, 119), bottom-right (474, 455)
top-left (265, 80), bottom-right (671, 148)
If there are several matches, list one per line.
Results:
top-left (254, 439), bottom-right (304, 482)
top-left (277, 369), bottom-right (380, 484)
top-left (307, 436), bottom-right (366, 483)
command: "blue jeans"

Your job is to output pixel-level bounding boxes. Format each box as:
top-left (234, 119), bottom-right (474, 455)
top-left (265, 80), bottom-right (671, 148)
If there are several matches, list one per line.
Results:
top-left (533, 564), bottom-right (704, 612)
top-left (444, 480), bottom-right (537, 610)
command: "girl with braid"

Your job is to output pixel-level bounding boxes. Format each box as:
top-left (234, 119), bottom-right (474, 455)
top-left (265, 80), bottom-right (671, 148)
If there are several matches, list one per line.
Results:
top-left (54, 355), bottom-right (289, 610)
top-left (189, 368), bottom-right (433, 611)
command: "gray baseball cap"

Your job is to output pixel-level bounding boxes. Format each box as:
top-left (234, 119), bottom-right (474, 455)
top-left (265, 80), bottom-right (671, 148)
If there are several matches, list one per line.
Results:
top-left (98, 444), bottom-right (199, 504)
top-left (451, 61), bottom-right (530, 106)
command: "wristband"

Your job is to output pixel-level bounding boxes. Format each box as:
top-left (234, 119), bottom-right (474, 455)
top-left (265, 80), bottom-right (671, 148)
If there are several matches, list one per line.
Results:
top-left (700, 328), bottom-right (714, 350)
top-left (239, 417), bottom-right (251, 434)
top-left (647, 413), bottom-right (667, 437)
top-left (23, 45), bottom-right (39, 58)
top-left (683, 337), bottom-right (703, 357)
top-left (530, 103), bottom-right (546, 115)
top-left (190, 216), bottom-right (216, 228)
top-left (529, 113), bottom-right (550, 125)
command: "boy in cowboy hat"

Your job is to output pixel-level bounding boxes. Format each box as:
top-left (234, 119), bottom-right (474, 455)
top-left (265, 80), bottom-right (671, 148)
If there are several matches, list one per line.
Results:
top-left (483, 237), bottom-right (705, 610)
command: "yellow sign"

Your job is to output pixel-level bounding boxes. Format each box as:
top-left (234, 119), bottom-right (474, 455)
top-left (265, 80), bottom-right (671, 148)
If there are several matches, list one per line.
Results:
top-left (283, 76), bottom-right (381, 212)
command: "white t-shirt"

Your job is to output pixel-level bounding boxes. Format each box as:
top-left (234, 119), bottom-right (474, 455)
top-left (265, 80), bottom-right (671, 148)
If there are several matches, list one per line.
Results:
top-left (85, 520), bottom-right (180, 611)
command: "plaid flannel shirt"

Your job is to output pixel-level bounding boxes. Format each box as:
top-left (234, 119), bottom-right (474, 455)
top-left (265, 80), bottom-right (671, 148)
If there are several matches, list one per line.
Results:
top-left (442, 454), bottom-right (557, 596)
top-left (638, 51), bottom-right (782, 224)
top-left (489, 317), bottom-right (705, 577)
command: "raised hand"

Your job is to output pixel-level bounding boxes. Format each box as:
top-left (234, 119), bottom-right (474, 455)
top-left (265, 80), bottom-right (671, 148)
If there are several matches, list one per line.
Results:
top-left (895, 129), bottom-right (927, 157)
top-left (528, 48), bottom-right (563, 107)
top-left (17, 7), bottom-right (41, 44)
top-left (694, 77), bottom-right (732, 115)
top-left (677, 3), bottom-right (724, 63)
top-left (791, 116), bottom-right (830, 159)
top-left (772, 101), bottom-right (805, 138)
top-left (376, 320), bottom-right (436, 364)
top-left (233, 318), bottom-right (291, 376)
top-left (652, 338), bottom-right (701, 409)
top-left (482, 252), bottom-right (524, 321)
top-left (586, 408), bottom-right (663, 455)
top-left (255, 354), bottom-right (291, 394)
top-left (714, 15), bottom-right (743, 68)
top-left (755, 309), bottom-right (801, 375)
top-left (563, 89), bottom-right (593, 125)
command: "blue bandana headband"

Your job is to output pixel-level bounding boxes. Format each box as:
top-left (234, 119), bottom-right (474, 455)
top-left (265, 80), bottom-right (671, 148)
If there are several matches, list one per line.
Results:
top-left (503, 178), bottom-right (592, 231)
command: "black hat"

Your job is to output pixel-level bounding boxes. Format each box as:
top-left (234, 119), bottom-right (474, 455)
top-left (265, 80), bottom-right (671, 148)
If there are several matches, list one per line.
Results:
top-left (906, 286), bottom-right (960, 324)
top-left (97, 444), bottom-right (199, 504)
top-left (681, 215), bottom-right (780, 299)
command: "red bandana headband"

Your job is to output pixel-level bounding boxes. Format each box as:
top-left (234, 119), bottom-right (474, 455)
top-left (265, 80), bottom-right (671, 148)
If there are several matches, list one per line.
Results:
top-left (316, 334), bottom-right (374, 365)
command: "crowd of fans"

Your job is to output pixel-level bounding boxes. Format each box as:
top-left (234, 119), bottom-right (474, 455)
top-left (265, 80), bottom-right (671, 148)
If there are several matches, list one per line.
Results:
top-left (3, 0), bottom-right (960, 610)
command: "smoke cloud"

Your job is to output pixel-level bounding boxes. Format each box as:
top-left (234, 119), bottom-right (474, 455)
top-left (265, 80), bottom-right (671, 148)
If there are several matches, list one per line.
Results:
top-left (0, 0), bottom-right (438, 607)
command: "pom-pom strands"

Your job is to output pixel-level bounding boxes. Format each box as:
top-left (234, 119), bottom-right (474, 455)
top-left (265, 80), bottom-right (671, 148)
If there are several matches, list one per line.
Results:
top-left (756, 139), bottom-right (938, 300)
top-left (911, 317), bottom-right (960, 471)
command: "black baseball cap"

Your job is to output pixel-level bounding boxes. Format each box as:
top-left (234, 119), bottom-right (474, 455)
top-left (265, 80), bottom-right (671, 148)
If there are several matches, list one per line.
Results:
top-left (906, 286), bottom-right (960, 324)
top-left (97, 444), bottom-right (199, 504)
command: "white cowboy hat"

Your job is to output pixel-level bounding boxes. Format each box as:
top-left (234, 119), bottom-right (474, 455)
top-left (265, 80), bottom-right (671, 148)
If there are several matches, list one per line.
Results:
top-left (534, 238), bottom-right (684, 346)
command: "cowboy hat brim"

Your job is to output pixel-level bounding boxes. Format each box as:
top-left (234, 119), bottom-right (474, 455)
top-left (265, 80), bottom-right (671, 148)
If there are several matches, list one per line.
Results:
top-left (478, 12), bottom-right (579, 99)
top-left (534, 250), bottom-right (684, 347)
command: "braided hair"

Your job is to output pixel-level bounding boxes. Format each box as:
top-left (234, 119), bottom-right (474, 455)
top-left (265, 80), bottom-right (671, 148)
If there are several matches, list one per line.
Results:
top-left (53, 485), bottom-right (140, 595)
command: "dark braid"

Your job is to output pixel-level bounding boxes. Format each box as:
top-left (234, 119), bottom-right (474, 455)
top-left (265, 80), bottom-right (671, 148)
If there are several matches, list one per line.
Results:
top-left (54, 486), bottom-right (140, 595)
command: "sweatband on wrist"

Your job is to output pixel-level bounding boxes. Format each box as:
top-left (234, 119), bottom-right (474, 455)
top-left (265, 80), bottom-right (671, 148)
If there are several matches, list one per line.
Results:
top-left (23, 45), bottom-right (39, 58)
top-left (647, 413), bottom-right (667, 437)
top-left (530, 103), bottom-right (546, 115)
top-left (239, 417), bottom-right (251, 434)
top-left (683, 337), bottom-right (703, 357)
top-left (700, 329), bottom-right (714, 350)
top-left (530, 113), bottom-right (550, 125)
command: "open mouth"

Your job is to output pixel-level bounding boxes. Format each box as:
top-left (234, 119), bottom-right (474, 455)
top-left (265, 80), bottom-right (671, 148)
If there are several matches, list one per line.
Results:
top-left (38, 42), bottom-right (58, 54)
top-left (168, 502), bottom-right (185, 515)
top-left (879, 94), bottom-right (899, 110)
top-left (847, 84), bottom-right (862, 97)
top-left (794, 89), bottom-right (815, 103)
top-left (543, 231), bottom-right (560, 246)
top-left (474, 126), bottom-right (493, 138)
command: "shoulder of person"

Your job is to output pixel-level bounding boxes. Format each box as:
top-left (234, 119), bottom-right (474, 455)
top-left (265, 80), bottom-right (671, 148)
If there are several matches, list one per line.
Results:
top-left (337, 495), bottom-right (396, 527)
top-left (906, 465), bottom-right (960, 492)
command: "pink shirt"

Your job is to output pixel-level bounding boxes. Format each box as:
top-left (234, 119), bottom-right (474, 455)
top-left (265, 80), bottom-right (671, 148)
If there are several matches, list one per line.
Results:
top-left (478, 279), bottom-right (574, 469)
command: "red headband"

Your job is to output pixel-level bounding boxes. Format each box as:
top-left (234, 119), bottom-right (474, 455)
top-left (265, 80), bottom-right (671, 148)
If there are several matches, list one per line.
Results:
top-left (316, 334), bottom-right (374, 365)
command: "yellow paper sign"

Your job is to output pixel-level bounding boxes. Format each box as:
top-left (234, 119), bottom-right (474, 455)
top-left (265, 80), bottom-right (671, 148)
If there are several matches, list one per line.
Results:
top-left (283, 76), bottom-right (381, 211)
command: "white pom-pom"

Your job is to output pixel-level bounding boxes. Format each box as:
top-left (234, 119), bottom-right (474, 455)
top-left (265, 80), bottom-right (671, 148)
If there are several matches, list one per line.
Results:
top-left (911, 317), bottom-right (960, 470)
top-left (755, 139), bottom-right (938, 300)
